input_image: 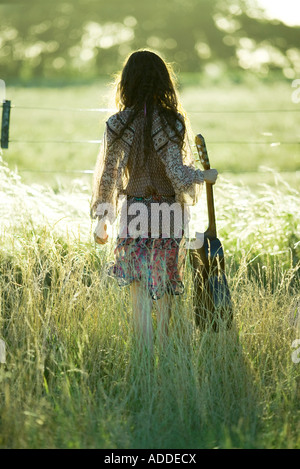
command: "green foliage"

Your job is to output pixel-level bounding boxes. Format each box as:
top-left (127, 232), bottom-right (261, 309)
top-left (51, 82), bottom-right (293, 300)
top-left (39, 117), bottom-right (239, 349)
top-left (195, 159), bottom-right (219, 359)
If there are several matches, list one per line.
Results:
top-left (0, 0), bottom-right (299, 81)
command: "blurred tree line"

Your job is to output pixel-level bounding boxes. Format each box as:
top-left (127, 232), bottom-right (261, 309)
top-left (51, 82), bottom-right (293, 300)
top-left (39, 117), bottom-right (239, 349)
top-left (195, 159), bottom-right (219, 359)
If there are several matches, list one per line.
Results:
top-left (0, 0), bottom-right (299, 81)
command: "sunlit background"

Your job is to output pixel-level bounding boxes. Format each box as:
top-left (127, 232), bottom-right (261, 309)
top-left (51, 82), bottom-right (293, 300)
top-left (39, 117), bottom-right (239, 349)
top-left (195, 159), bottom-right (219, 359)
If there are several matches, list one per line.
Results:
top-left (0, 0), bottom-right (299, 81)
top-left (0, 0), bottom-right (299, 189)
top-left (0, 1), bottom-right (300, 450)
top-left (256, 0), bottom-right (300, 27)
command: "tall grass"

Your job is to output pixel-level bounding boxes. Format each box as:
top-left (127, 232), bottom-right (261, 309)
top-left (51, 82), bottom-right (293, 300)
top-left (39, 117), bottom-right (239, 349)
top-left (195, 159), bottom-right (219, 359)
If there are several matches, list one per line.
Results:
top-left (0, 157), bottom-right (299, 449)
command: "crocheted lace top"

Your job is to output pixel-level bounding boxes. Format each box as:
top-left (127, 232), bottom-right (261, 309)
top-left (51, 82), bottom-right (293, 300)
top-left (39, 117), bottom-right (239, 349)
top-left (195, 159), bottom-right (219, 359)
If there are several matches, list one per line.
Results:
top-left (91, 107), bottom-right (204, 222)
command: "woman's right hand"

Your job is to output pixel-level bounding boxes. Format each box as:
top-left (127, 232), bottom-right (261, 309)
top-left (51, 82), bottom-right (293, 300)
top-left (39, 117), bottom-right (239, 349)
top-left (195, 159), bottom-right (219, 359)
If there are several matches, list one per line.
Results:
top-left (203, 169), bottom-right (218, 184)
top-left (94, 233), bottom-right (108, 245)
top-left (94, 221), bottom-right (109, 245)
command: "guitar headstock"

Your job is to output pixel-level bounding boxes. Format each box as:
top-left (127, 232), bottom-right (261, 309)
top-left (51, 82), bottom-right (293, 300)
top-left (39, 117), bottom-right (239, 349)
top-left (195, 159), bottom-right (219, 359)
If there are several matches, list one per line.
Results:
top-left (195, 134), bottom-right (210, 170)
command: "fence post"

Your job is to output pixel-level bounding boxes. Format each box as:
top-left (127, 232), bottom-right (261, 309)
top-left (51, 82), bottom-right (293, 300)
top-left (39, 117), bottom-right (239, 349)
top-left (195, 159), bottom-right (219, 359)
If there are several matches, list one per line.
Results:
top-left (1, 100), bottom-right (11, 149)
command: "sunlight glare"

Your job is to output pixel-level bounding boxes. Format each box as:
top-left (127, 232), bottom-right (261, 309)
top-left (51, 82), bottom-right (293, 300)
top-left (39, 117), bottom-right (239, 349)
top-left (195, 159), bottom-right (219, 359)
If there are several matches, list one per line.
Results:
top-left (256, 0), bottom-right (300, 26)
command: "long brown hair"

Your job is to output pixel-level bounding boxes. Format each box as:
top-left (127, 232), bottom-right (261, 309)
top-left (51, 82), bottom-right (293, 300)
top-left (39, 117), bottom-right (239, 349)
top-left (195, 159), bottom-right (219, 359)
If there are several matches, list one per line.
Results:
top-left (113, 50), bottom-right (186, 167)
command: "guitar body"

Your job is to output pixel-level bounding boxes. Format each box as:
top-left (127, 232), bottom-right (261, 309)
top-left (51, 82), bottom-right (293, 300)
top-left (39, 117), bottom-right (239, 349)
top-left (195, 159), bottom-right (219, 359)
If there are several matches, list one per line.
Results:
top-left (189, 134), bottom-right (233, 331)
top-left (189, 233), bottom-right (232, 331)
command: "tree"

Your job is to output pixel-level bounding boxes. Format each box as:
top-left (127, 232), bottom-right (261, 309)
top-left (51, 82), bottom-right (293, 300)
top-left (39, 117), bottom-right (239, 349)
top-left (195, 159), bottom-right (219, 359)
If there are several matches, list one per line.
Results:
top-left (0, 0), bottom-right (299, 80)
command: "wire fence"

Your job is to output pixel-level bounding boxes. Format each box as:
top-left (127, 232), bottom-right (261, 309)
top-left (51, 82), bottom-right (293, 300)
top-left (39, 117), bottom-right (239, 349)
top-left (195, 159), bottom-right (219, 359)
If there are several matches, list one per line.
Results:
top-left (1, 100), bottom-right (299, 174)
top-left (8, 103), bottom-right (300, 113)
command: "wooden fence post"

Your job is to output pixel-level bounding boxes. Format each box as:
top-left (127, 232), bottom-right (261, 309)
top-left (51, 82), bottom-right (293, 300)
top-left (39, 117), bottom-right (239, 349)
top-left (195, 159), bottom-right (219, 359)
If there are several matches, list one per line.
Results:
top-left (1, 100), bottom-right (11, 149)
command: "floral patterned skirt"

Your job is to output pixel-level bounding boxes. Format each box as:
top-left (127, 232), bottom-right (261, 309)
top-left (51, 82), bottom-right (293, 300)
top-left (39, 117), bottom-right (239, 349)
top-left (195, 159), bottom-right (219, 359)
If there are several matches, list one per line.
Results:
top-left (107, 195), bottom-right (186, 300)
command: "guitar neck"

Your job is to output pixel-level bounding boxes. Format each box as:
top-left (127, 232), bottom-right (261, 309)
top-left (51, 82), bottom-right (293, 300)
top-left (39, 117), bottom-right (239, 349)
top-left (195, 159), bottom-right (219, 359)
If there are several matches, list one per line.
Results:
top-left (195, 134), bottom-right (217, 238)
top-left (206, 181), bottom-right (217, 238)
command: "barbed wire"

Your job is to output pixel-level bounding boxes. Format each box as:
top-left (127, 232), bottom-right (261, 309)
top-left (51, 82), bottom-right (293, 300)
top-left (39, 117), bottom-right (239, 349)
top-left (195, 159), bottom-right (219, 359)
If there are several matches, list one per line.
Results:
top-left (17, 169), bottom-right (94, 174)
top-left (8, 139), bottom-right (299, 145)
top-left (3, 102), bottom-right (299, 145)
top-left (9, 139), bottom-right (102, 144)
top-left (1, 101), bottom-right (299, 174)
top-left (3, 103), bottom-right (300, 114)
top-left (10, 105), bottom-right (114, 113)
top-left (15, 168), bottom-right (300, 175)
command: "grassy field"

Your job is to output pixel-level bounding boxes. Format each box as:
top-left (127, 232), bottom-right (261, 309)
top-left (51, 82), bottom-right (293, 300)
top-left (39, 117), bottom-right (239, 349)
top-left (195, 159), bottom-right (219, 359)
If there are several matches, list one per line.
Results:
top-left (0, 77), bottom-right (300, 449)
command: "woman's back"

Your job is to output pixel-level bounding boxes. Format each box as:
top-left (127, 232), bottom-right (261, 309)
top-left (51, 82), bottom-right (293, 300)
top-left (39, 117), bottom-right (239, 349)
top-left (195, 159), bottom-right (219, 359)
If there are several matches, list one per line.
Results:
top-left (109, 107), bottom-right (178, 197)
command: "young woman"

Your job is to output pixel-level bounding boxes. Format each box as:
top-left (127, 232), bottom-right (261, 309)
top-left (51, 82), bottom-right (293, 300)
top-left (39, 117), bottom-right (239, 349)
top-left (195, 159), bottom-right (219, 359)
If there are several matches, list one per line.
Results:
top-left (91, 50), bottom-right (218, 350)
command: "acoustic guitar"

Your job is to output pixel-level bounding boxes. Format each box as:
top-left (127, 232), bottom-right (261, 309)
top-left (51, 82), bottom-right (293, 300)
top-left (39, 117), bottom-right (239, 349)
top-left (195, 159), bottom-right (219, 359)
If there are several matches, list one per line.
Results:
top-left (189, 134), bottom-right (233, 331)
